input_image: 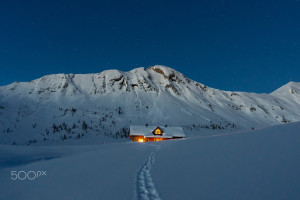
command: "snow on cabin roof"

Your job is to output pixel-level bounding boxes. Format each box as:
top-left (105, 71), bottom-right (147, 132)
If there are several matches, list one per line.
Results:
top-left (130, 126), bottom-right (185, 138)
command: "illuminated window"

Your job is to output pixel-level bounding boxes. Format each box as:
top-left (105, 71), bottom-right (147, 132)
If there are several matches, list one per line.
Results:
top-left (154, 129), bottom-right (162, 135)
top-left (138, 139), bottom-right (144, 142)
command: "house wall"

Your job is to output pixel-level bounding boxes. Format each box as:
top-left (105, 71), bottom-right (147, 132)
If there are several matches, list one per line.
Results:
top-left (129, 135), bottom-right (145, 142)
top-left (146, 138), bottom-right (166, 142)
top-left (129, 136), bottom-right (173, 142)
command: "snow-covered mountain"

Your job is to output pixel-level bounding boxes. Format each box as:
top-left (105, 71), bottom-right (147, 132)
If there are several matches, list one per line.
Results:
top-left (0, 65), bottom-right (300, 145)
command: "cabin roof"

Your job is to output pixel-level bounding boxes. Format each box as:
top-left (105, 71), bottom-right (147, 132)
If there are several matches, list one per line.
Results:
top-left (130, 125), bottom-right (185, 138)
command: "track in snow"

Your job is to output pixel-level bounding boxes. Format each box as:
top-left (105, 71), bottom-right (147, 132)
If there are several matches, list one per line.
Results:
top-left (136, 145), bottom-right (161, 200)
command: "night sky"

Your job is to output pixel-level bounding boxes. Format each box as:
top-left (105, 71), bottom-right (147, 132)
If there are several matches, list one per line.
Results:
top-left (1, 0), bottom-right (300, 93)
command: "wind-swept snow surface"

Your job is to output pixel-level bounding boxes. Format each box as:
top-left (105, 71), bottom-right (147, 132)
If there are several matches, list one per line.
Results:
top-left (0, 143), bottom-right (154, 200)
top-left (0, 122), bottom-right (299, 200)
top-left (152, 122), bottom-right (300, 200)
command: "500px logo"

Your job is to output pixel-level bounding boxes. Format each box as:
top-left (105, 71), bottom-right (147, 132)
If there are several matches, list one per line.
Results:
top-left (11, 170), bottom-right (47, 180)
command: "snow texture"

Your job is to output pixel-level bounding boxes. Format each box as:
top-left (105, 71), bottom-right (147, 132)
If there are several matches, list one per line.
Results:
top-left (136, 144), bottom-right (161, 200)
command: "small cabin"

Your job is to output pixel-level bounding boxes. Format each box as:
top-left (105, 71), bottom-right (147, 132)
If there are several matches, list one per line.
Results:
top-left (129, 125), bottom-right (185, 142)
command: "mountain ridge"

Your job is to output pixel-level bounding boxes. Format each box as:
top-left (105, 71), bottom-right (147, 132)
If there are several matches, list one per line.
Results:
top-left (3, 65), bottom-right (297, 94)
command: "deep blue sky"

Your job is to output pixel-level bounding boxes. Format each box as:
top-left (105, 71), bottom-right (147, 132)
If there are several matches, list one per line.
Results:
top-left (1, 0), bottom-right (300, 93)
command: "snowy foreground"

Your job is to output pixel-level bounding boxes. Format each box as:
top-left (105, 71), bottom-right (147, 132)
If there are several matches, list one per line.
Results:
top-left (0, 122), bottom-right (299, 200)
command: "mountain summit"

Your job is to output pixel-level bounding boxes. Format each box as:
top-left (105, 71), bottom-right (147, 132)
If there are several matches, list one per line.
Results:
top-left (1, 65), bottom-right (300, 145)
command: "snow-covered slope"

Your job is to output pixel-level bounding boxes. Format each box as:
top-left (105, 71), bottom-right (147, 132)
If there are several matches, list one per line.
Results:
top-left (0, 65), bottom-right (300, 145)
top-left (0, 122), bottom-right (299, 200)
top-left (153, 122), bottom-right (300, 200)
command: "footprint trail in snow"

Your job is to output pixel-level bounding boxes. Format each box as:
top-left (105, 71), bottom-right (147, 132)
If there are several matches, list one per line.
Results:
top-left (136, 145), bottom-right (161, 200)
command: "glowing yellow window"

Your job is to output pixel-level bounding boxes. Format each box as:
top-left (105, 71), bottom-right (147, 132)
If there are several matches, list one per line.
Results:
top-left (154, 129), bottom-right (162, 135)
top-left (138, 139), bottom-right (144, 143)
